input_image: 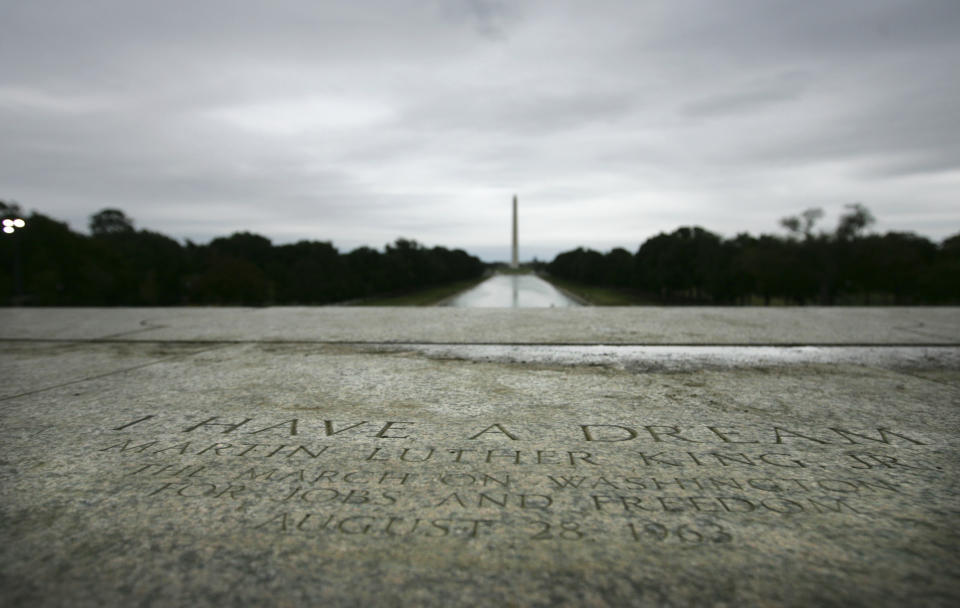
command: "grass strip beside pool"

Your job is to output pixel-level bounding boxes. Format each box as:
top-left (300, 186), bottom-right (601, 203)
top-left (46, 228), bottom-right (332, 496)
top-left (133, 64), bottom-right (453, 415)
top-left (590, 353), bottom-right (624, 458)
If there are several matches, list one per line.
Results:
top-left (539, 275), bottom-right (656, 305)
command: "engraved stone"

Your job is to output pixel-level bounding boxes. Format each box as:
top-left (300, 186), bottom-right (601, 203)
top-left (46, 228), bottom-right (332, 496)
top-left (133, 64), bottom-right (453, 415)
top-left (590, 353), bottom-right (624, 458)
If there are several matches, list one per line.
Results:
top-left (1, 308), bottom-right (959, 606)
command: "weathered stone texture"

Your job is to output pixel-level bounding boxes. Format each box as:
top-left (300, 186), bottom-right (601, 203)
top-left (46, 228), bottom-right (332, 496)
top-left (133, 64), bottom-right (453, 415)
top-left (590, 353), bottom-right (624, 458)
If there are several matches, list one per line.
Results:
top-left (1, 308), bottom-right (958, 606)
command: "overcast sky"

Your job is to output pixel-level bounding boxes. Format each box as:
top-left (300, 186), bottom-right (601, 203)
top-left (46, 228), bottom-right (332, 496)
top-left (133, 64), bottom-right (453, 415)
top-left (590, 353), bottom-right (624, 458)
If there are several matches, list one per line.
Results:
top-left (2, 0), bottom-right (958, 261)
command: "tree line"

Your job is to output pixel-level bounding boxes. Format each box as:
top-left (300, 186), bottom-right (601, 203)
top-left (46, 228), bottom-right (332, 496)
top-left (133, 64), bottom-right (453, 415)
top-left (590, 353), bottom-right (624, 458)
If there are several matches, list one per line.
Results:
top-left (0, 203), bottom-right (484, 305)
top-left (547, 204), bottom-right (960, 304)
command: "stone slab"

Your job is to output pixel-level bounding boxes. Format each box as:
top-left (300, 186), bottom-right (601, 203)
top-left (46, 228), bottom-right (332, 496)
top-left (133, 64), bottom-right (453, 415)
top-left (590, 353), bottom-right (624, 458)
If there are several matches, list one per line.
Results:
top-left (1, 309), bottom-right (960, 607)
top-left (1, 306), bottom-right (959, 344)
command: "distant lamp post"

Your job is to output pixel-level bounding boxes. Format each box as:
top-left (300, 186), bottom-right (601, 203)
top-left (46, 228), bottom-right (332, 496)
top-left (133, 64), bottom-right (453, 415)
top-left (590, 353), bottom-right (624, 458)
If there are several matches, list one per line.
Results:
top-left (2, 217), bottom-right (27, 300)
top-left (2, 217), bottom-right (25, 234)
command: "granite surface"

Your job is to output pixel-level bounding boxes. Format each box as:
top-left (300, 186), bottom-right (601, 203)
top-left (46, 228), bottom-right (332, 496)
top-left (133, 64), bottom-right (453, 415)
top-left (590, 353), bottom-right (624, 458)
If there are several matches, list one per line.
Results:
top-left (1, 306), bottom-right (958, 344)
top-left (1, 308), bottom-right (959, 606)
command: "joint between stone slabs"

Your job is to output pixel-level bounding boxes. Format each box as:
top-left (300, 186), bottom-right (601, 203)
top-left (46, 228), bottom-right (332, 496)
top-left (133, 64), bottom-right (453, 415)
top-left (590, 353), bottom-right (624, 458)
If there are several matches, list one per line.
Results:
top-left (2, 337), bottom-right (960, 347)
top-left (0, 343), bottom-right (234, 404)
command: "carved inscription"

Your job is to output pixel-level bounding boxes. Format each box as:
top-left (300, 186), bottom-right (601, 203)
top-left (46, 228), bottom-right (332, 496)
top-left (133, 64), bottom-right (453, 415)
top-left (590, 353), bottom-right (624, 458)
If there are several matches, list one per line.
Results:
top-left (95, 415), bottom-right (938, 544)
top-left (109, 415), bottom-right (930, 446)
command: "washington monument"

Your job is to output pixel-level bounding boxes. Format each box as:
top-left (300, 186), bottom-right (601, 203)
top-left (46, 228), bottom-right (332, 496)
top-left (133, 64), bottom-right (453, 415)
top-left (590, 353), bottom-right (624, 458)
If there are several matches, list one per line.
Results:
top-left (511, 194), bottom-right (519, 269)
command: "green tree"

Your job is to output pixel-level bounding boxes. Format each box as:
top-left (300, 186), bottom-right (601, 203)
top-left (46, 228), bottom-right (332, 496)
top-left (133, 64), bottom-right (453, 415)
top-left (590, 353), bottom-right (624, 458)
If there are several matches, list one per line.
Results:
top-left (780, 207), bottom-right (823, 240)
top-left (835, 203), bottom-right (875, 241)
top-left (90, 208), bottom-right (135, 236)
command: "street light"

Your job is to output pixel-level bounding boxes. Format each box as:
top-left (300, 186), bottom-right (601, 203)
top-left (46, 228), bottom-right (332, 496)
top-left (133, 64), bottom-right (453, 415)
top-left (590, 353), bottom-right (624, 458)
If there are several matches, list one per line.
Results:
top-left (2, 217), bottom-right (27, 299)
top-left (2, 218), bottom-right (25, 234)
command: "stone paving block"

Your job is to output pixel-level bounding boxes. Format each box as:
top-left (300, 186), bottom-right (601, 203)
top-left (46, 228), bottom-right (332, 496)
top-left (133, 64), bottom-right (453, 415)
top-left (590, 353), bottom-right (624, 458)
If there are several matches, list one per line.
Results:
top-left (1, 309), bottom-right (958, 606)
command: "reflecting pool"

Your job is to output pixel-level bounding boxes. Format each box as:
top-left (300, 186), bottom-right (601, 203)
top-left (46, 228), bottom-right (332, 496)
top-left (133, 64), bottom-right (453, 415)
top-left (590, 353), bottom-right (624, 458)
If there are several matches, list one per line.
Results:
top-left (443, 273), bottom-right (582, 308)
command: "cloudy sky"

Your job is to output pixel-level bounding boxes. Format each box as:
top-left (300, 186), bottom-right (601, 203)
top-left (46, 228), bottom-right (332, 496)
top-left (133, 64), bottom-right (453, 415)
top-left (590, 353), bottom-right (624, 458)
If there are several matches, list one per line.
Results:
top-left (1, 0), bottom-right (958, 261)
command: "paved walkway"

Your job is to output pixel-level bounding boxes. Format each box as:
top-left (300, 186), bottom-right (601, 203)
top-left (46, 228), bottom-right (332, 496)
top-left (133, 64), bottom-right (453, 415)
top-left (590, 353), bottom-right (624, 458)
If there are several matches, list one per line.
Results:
top-left (1, 307), bottom-right (958, 607)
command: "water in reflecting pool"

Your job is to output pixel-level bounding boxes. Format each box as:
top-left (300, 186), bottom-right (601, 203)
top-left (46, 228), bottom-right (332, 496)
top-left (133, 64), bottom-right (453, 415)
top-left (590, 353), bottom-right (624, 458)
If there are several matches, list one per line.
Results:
top-left (443, 273), bottom-right (582, 308)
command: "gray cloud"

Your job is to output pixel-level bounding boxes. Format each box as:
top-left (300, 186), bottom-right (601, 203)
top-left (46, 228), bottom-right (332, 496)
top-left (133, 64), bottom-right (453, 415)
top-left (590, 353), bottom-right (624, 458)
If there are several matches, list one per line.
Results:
top-left (446, 0), bottom-right (515, 39)
top-left (682, 71), bottom-right (809, 118)
top-left (1, 0), bottom-right (959, 261)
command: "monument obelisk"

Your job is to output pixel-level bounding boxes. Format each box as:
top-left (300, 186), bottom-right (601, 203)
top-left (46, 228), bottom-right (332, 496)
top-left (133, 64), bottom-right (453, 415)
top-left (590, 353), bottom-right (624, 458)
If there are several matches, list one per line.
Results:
top-left (510, 194), bottom-right (519, 269)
